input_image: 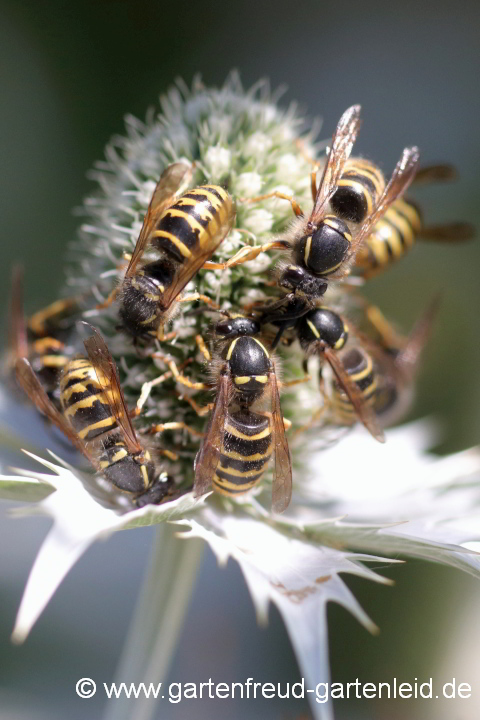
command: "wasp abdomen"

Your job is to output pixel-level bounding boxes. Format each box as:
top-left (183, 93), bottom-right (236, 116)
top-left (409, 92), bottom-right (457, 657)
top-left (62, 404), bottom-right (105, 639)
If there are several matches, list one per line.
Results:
top-left (355, 197), bottom-right (422, 275)
top-left (60, 358), bottom-right (117, 440)
top-left (330, 158), bottom-right (386, 223)
top-left (331, 348), bottom-right (377, 424)
top-left (153, 185), bottom-right (232, 264)
top-left (213, 411), bottom-right (273, 496)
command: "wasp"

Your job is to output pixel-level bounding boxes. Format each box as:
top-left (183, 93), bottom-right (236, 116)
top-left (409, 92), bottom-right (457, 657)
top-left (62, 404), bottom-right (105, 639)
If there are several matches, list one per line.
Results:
top-left (203, 106), bottom-right (420, 345)
top-left (7, 265), bottom-right (77, 401)
top-left (295, 305), bottom-right (385, 442)
top-left (15, 324), bottom-right (174, 507)
top-left (351, 164), bottom-right (475, 279)
top-left (99, 162), bottom-right (236, 341)
top-left (328, 299), bottom-right (437, 432)
top-left (193, 315), bottom-right (292, 513)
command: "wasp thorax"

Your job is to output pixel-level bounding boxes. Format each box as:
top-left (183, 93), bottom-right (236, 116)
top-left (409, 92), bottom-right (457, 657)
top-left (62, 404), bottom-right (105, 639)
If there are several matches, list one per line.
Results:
top-left (119, 260), bottom-right (175, 337)
top-left (226, 336), bottom-right (270, 402)
top-left (297, 308), bottom-right (348, 351)
top-left (215, 316), bottom-right (261, 340)
top-left (298, 216), bottom-right (352, 276)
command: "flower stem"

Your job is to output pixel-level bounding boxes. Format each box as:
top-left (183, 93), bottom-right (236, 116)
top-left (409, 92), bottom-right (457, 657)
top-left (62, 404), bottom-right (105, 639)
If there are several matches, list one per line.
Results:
top-left (103, 523), bottom-right (204, 720)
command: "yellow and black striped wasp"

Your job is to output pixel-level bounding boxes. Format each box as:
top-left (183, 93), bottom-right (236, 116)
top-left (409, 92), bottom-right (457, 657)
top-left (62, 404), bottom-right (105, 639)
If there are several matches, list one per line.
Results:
top-left (7, 265), bottom-right (77, 402)
top-left (193, 315), bottom-right (292, 513)
top-left (203, 106), bottom-right (420, 346)
top-left (350, 163), bottom-right (475, 279)
top-left (295, 306), bottom-right (385, 442)
top-left (99, 162), bottom-right (236, 341)
top-left (15, 324), bottom-right (174, 507)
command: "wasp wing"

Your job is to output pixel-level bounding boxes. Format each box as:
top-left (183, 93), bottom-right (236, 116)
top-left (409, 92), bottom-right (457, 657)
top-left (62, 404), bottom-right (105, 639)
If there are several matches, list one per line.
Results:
top-left (270, 369), bottom-right (292, 513)
top-left (325, 347), bottom-right (385, 443)
top-left (193, 372), bottom-right (230, 498)
top-left (394, 294), bottom-right (440, 380)
top-left (9, 264), bottom-right (28, 363)
top-left (83, 324), bottom-right (142, 456)
top-left (15, 357), bottom-right (101, 469)
top-left (309, 105), bottom-right (362, 226)
top-left (348, 146), bottom-right (420, 259)
top-left (158, 196), bottom-right (236, 311)
top-left (412, 163), bottom-right (457, 185)
top-left (125, 162), bottom-right (193, 279)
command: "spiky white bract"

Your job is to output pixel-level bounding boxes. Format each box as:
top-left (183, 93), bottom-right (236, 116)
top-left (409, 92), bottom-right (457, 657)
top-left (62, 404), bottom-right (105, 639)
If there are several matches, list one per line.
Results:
top-left (3, 420), bottom-right (480, 719)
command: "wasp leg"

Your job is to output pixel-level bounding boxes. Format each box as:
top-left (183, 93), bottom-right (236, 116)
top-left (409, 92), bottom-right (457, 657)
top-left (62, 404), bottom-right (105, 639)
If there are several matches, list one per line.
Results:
top-left (179, 293), bottom-right (220, 311)
top-left (203, 240), bottom-right (290, 270)
top-left (96, 287), bottom-right (118, 310)
top-left (134, 359), bottom-right (193, 413)
top-left (360, 300), bottom-right (405, 351)
top-left (177, 392), bottom-right (214, 417)
top-left (155, 324), bottom-right (177, 342)
top-left (157, 448), bottom-right (179, 461)
top-left (151, 353), bottom-right (208, 390)
top-left (149, 421), bottom-right (204, 439)
top-left (195, 334), bottom-right (211, 361)
top-left (281, 374), bottom-right (311, 388)
top-left (291, 404), bottom-right (329, 439)
top-left (239, 191), bottom-right (305, 218)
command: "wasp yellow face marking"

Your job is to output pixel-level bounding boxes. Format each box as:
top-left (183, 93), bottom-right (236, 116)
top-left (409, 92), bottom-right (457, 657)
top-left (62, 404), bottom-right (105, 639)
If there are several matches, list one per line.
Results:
top-left (234, 376), bottom-right (251, 385)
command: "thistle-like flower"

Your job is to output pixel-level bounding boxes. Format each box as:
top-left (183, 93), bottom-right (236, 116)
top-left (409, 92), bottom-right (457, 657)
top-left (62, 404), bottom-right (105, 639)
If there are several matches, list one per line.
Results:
top-left (2, 74), bottom-right (480, 720)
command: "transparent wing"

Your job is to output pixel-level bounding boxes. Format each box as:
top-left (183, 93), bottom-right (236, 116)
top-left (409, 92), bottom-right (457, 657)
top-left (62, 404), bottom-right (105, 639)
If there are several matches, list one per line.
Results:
top-left (325, 347), bottom-right (385, 443)
top-left (270, 368), bottom-right (292, 513)
top-left (394, 294), bottom-right (440, 380)
top-left (15, 357), bottom-right (101, 469)
top-left (412, 163), bottom-right (457, 185)
top-left (348, 146), bottom-right (420, 259)
top-left (125, 162), bottom-right (193, 278)
top-left (83, 324), bottom-right (142, 455)
top-left (9, 264), bottom-right (28, 362)
top-left (193, 372), bottom-right (230, 498)
top-left (309, 105), bottom-right (362, 226)
top-left (159, 196), bottom-right (236, 310)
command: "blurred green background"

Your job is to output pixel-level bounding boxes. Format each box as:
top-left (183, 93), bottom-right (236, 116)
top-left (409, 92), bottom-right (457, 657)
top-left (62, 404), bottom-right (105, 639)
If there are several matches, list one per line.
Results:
top-left (0, 0), bottom-right (479, 718)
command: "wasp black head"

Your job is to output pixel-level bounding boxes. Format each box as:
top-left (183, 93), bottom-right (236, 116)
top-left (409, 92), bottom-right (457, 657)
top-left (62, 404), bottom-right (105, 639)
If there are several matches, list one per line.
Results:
top-left (215, 315), bottom-right (261, 340)
top-left (119, 260), bottom-right (175, 338)
top-left (226, 336), bottom-right (271, 403)
top-left (297, 308), bottom-right (348, 352)
top-left (278, 264), bottom-right (328, 299)
top-left (297, 215), bottom-right (352, 276)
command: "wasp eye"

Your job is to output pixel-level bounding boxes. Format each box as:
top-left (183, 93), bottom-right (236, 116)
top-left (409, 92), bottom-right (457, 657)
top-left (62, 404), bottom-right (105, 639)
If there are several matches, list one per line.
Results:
top-left (280, 265), bottom-right (306, 289)
top-left (300, 216), bottom-right (352, 276)
top-left (215, 317), bottom-right (260, 339)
